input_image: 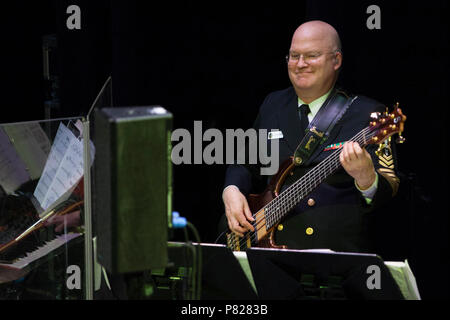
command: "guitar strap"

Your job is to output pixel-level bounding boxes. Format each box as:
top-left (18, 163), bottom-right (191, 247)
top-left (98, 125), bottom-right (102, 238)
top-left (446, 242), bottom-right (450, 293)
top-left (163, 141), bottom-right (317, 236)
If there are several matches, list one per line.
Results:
top-left (293, 88), bottom-right (357, 166)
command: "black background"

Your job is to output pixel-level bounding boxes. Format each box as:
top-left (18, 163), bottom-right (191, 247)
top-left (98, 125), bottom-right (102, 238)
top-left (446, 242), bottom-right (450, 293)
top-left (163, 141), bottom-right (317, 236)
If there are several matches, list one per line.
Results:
top-left (0, 0), bottom-right (448, 299)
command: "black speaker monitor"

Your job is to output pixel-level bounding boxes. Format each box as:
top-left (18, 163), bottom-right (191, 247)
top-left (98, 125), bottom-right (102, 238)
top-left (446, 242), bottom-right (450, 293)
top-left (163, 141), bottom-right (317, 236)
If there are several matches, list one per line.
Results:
top-left (93, 106), bottom-right (172, 274)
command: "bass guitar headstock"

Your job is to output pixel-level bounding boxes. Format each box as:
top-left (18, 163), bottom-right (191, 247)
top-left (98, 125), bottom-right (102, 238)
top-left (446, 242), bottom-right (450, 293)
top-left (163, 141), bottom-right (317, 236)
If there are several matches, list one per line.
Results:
top-left (368, 103), bottom-right (407, 145)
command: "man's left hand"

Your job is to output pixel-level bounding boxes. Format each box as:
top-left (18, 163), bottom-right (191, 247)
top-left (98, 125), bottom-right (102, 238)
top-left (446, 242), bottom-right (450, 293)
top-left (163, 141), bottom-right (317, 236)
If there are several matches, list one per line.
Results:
top-left (339, 141), bottom-right (376, 190)
top-left (44, 210), bottom-right (81, 233)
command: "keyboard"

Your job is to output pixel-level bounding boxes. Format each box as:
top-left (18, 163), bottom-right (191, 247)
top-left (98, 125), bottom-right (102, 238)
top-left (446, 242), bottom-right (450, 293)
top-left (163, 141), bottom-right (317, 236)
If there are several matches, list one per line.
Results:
top-left (0, 233), bottom-right (82, 283)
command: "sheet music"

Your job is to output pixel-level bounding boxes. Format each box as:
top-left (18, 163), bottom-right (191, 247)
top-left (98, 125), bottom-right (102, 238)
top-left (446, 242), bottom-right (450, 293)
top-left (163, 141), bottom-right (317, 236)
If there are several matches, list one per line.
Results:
top-left (0, 127), bottom-right (31, 194)
top-left (33, 122), bottom-right (94, 211)
top-left (2, 122), bottom-right (51, 180)
top-left (385, 259), bottom-right (421, 300)
top-left (33, 122), bottom-right (74, 208)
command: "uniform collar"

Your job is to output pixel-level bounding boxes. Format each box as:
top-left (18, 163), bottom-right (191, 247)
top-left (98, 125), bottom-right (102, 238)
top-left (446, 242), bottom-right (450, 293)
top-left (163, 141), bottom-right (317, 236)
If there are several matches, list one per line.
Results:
top-left (298, 89), bottom-right (333, 118)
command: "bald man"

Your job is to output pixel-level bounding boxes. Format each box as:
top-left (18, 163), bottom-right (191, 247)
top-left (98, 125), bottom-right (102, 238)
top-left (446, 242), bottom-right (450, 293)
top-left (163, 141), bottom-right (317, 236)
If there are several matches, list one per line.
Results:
top-left (221, 21), bottom-right (399, 253)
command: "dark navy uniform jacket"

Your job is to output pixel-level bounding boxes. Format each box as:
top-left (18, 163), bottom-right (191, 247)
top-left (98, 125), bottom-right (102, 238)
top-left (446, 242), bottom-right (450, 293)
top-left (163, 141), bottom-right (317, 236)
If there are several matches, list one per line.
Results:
top-left (224, 86), bottom-right (399, 253)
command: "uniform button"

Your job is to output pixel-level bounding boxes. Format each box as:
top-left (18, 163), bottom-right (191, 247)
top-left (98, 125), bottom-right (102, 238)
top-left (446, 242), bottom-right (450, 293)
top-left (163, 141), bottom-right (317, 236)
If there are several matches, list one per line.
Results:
top-left (277, 224), bottom-right (284, 231)
top-left (306, 227), bottom-right (314, 235)
top-left (307, 198), bottom-right (316, 206)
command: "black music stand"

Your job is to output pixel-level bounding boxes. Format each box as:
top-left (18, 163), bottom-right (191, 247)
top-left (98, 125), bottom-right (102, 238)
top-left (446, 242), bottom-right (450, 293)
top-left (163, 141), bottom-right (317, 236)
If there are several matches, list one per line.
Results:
top-left (246, 248), bottom-right (404, 300)
top-left (166, 242), bottom-right (258, 300)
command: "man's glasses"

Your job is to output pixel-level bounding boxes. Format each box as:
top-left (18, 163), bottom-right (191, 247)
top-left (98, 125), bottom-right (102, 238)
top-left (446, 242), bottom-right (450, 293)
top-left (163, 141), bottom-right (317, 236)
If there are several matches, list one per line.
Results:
top-left (285, 51), bottom-right (339, 64)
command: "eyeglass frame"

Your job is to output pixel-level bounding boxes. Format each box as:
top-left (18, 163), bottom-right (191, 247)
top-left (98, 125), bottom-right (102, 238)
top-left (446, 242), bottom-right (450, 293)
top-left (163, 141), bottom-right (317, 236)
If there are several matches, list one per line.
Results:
top-left (285, 50), bottom-right (341, 64)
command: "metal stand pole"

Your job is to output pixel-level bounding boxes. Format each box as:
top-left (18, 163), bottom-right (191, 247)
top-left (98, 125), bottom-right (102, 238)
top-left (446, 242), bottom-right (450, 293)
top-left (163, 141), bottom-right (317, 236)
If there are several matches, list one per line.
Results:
top-left (82, 119), bottom-right (94, 300)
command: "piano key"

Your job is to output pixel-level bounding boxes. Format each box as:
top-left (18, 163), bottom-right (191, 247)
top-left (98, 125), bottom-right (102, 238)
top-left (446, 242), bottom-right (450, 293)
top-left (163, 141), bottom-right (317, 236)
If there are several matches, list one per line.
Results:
top-left (0, 233), bottom-right (81, 270)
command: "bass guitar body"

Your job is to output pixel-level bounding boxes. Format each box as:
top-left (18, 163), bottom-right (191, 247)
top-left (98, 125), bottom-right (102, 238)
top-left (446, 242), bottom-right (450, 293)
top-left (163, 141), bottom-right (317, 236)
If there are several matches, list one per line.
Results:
top-left (226, 158), bottom-right (295, 251)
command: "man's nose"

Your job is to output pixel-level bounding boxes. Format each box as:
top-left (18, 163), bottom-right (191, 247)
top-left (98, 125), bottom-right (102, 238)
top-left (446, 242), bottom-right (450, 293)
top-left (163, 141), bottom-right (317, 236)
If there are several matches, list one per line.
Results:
top-left (295, 56), bottom-right (308, 68)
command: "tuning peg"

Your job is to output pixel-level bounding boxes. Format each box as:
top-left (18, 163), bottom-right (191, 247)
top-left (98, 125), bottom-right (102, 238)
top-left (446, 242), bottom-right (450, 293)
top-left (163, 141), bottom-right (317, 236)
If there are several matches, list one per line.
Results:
top-left (396, 135), bottom-right (406, 144)
top-left (370, 112), bottom-right (380, 119)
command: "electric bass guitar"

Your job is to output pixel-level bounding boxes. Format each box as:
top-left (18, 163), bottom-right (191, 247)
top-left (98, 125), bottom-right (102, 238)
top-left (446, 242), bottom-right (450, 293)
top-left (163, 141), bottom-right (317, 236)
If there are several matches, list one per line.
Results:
top-left (226, 104), bottom-right (406, 251)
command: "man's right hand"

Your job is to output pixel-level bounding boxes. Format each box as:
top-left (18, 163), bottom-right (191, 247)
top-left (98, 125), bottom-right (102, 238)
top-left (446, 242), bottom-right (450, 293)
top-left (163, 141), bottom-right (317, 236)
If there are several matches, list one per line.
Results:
top-left (222, 186), bottom-right (255, 237)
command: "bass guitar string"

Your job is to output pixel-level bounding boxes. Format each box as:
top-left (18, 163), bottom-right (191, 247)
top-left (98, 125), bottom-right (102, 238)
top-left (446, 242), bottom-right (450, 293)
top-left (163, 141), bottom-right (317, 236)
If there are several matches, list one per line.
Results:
top-left (274, 127), bottom-right (375, 223)
top-left (263, 127), bottom-right (374, 227)
top-left (230, 126), bottom-right (375, 250)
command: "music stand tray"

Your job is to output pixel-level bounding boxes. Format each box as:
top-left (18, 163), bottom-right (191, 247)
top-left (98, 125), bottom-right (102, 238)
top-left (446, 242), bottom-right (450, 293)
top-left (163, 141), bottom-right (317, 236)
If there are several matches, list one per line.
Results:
top-left (245, 247), bottom-right (404, 300)
top-left (166, 242), bottom-right (258, 300)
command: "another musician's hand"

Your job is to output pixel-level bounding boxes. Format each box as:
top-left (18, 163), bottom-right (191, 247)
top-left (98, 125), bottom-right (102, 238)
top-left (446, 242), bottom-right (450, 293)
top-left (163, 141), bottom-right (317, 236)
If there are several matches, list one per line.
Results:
top-left (44, 210), bottom-right (81, 233)
top-left (340, 142), bottom-right (376, 190)
top-left (222, 186), bottom-right (255, 237)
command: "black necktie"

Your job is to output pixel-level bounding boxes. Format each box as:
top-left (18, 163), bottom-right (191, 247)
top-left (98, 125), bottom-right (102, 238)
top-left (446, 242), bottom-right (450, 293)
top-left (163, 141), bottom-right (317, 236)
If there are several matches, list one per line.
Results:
top-left (299, 104), bottom-right (311, 132)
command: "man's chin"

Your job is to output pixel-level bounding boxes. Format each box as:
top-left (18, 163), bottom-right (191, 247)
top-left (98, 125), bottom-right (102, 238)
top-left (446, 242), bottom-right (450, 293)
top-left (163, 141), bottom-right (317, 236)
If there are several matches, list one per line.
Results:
top-left (294, 82), bottom-right (314, 91)
top-left (292, 76), bottom-right (313, 88)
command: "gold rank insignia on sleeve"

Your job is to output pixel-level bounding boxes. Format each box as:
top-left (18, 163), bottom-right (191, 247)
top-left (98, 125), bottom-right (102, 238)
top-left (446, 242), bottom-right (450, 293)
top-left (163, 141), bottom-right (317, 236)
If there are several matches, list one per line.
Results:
top-left (376, 137), bottom-right (400, 196)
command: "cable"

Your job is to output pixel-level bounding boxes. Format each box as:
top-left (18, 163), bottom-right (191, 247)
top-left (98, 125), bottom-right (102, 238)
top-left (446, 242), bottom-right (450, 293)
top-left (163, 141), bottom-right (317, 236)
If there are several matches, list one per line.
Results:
top-left (172, 212), bottom-right (202, 300)
top-left (187, 222), bottom-right (202, 300)
top-left (182, 225), bottom-right (195, 299)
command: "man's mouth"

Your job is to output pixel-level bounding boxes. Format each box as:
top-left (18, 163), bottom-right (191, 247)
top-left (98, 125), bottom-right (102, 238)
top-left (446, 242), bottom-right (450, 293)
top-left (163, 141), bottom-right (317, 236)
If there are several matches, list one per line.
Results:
top-left (295, 72), bottom-right (312, 78)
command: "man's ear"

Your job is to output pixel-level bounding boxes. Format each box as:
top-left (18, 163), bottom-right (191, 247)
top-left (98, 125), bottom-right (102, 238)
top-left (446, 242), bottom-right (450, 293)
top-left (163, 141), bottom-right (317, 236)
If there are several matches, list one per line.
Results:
top-left (334, 51), bottom-right (343, 70)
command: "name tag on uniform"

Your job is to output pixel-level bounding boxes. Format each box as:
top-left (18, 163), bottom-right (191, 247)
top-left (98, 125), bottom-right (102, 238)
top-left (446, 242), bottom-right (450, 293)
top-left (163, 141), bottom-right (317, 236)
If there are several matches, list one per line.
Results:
top-left (268, 130), bottom-right (283, 140)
